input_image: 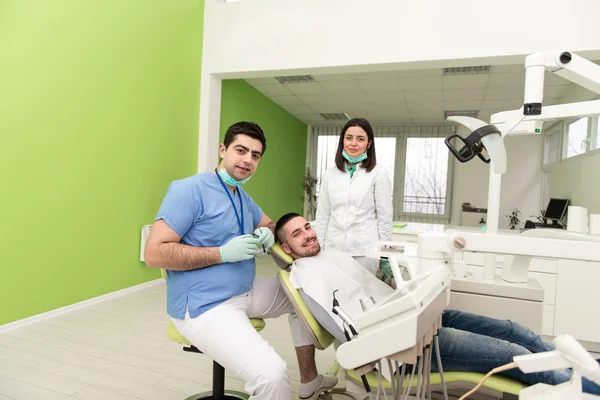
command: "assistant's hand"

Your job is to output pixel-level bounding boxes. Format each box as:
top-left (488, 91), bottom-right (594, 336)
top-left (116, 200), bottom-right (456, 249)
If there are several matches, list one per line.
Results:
top-left (379, 259), bottom-right (393, 281)
top-left (219, 235), bottom-right (261, 263)
top-left (253, 227), bottom-right (275, 249)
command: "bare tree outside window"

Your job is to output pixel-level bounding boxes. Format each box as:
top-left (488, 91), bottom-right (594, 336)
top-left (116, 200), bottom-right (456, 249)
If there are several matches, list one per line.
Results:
top-left (403, 137), bottom-right (449, 215)
top-left (564, 118), bottom-right (588, 158)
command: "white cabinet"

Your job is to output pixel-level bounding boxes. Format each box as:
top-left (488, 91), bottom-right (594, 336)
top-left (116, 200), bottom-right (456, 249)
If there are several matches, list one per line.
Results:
top-left (454, 253), bottom-right (600, 346)
top-left (454, 252), bottom-right (558, 336)
top-left (543, 304), bottom-right (555, 338)
top-left (529, 271), bottom-right (557, 305)
top-left (554, 259), bottom-right (600, 343)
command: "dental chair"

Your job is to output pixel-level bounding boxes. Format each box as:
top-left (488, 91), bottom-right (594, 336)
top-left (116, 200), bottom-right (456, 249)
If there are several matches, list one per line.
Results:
top-left (161, 269), bottom-right (266, 400)
top-left (269, 243), bottom-right (528, 400)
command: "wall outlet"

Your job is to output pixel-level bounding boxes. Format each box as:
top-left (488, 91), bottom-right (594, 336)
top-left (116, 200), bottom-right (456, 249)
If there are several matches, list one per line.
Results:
top-left (140, 224), bottom-right (153, 262)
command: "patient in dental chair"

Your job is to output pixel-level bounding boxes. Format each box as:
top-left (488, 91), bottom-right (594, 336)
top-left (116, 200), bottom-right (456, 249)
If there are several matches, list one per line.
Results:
top-left (275, 213), bottom-right (600, 395)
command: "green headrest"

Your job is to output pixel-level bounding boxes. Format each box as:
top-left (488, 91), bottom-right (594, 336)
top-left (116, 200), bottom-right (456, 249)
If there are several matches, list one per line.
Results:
top-left (270, 242), bottom-right (294, 269)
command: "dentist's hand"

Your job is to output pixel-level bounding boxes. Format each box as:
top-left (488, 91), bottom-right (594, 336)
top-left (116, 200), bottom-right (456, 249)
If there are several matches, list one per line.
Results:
top-left (219, 235), bottom-right (262, 263)
top-left (253, 227), bottom-right (275, 249)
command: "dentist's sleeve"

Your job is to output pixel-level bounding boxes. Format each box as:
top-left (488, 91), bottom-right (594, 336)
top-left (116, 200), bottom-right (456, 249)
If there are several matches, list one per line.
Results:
top-left (374, 166), bottom-right (393, 241)
top-left (314, 171), bottom-right (331, 247)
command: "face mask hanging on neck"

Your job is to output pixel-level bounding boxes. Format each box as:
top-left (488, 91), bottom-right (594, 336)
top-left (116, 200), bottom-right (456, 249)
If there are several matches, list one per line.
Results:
top-left (342, 150), bottom-right (368, 164)
top-left (218, 167), bottom-right (251, 186)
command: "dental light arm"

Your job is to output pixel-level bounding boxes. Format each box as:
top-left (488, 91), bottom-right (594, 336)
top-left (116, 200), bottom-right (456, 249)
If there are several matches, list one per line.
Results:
top-left (524, 51), bottom-right (600, 115)
top-left (447, 50), bottom-right (600, 165)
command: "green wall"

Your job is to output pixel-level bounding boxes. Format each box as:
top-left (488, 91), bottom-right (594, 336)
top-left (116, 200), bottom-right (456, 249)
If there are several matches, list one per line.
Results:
top-left (220, 80), bottom-right (308, 221)
top-left (0, 1), bottom-right (205, 325)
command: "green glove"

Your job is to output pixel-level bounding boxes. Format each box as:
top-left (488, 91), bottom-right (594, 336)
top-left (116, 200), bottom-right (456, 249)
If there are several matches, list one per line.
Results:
top-left (253, 227), bottom-right (275, 249)
top-left (219, 235), bottom-right (262, 263)
top-left (379, 259), bottom-right (393, 281)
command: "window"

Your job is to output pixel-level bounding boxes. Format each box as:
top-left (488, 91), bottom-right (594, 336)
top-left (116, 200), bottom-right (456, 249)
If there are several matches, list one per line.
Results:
top-left (593, 116), bottom-right (600, 151)
top-left (315, 135), bottom-right (339, 194)
top-left (541, 171), bottom-right (550, 212)
top-left (563, 118), bottom-right (589, 159)
top-left (374, 137), bottom-right (397, 189)
top-left (543, 124), bottom-right (562, 165)
top-left (403, 137), bottom-right (449, 215)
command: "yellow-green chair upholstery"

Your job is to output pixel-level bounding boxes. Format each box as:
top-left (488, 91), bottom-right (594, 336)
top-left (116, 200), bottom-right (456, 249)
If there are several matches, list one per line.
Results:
top-left (346, 369), bottom-right (527, 397)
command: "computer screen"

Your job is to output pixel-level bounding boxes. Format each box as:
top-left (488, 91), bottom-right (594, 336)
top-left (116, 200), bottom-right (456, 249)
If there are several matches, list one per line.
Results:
top-left (544, 198), bottom-right (570, 221)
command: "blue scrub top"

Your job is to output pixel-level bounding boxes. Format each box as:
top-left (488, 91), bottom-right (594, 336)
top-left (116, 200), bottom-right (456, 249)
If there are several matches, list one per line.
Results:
top-left (155, 172), bottom-right (263, 319)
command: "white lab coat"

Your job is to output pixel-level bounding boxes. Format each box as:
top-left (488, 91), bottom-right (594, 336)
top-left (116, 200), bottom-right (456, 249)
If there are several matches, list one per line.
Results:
top-left (289, 250), bottom-right (394, 333)
top-left (314, 163), bottom-right (393, 256)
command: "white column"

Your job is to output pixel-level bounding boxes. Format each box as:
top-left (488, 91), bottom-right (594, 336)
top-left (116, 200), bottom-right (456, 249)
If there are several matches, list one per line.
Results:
top-left (484, 168), bottom-right (502, 279)
top-left (197, 72), bottom-right (223, 173)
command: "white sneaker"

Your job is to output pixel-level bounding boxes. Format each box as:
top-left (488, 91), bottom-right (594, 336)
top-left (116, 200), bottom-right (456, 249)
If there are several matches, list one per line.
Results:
top-left (299, 374), bottom-right (339, 400)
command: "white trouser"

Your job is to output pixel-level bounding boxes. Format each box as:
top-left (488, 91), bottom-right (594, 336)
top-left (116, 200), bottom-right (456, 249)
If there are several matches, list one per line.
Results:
top-left (171, 277), bottom-right (313, 400)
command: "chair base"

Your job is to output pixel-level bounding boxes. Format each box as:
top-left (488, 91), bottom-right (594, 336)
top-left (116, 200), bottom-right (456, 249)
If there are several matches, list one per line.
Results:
top-left (183, 390), bottom-right (249, 400)
top-left (317, 388), bottom-right (367, 399)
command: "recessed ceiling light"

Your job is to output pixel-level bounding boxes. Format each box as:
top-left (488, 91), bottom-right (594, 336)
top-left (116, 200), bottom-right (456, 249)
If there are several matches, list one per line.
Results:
top-left (443, 66), bottom-right (491, 76)
top-left (275, 75), bottom-right (315, 84)
top-left (444, 110), bottom-right (480, 119)
top-left (319, 113), bottom-right (350, 121)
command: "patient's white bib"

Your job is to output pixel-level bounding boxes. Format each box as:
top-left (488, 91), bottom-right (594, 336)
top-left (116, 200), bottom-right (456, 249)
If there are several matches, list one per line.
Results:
top-left (289, 250), bottom-right (394, 331)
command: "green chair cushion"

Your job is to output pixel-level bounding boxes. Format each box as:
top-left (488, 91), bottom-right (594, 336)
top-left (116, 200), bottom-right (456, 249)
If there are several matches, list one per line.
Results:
top-left (167, 319), bottom-right (266, 346)
top-left (346, 369), bottom-right (528, 395)
top-left (270, 242), bottom-right (294, 269)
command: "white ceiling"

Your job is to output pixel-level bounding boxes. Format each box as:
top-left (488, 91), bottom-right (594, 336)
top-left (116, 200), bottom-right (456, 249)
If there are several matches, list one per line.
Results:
top-left (243, 64), bottom-right (575, 125)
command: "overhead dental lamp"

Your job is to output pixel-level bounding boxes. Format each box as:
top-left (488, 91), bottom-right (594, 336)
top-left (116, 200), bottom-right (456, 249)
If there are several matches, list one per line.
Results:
top-left (444, 117), bottom-right (506, 174)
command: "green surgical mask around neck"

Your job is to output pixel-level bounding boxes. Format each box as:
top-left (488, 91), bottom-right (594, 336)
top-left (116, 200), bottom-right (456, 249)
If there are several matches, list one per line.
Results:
top-left (218, 167), bottom-right (251, 186)
top-left (342, 150), bottom-right (368, 164)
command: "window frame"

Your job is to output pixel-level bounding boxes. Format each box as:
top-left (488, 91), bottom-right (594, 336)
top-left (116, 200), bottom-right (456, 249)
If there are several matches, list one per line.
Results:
top-left (562, 116), bottom-right (591, 161)
top-left (394, 132), bottom-right (454, 222)
top-left (590, 116), bottom-right (600, 154)
top-left (542, 121), bottom-right (563, 169)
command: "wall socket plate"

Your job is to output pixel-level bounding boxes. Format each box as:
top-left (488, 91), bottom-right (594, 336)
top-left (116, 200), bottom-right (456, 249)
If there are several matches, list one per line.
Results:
top-left (140, 224), bottom-right (153, 262)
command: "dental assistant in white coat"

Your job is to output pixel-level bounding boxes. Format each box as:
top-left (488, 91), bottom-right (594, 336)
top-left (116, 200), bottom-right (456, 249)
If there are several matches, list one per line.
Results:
top-left (314, 118), bottom-right (393, 272)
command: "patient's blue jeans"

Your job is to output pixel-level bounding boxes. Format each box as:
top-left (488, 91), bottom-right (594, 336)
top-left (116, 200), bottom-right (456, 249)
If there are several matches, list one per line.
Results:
top-left (431, 310), bottom-right (600, 395)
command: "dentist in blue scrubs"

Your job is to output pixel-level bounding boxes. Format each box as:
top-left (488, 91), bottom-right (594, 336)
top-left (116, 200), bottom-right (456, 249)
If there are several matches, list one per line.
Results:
top-left (144, 121), bottom-right (337, 400)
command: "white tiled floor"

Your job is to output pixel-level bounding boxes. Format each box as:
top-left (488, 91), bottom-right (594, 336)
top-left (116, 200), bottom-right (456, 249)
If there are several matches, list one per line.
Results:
top-left (0, 258), bottom-right (338, 400)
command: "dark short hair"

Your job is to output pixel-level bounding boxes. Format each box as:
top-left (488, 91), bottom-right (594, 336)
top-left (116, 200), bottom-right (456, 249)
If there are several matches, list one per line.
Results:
top-left (335, 117), bottom-right (376, 173)
top-left (275, 212), bottom-right (302, 243)
top-left (223, 121), bottom-right (267, 155)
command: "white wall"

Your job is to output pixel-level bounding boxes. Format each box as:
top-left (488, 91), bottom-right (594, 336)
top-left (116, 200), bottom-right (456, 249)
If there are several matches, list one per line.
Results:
top-left (546, 85), bottom-right (600, 215)
top-left (549, 153), bottom-right (600, 215)
top-left (203, 0), bottom-right (600, 77)
top-left (450, 128), bottom-right (544, 229)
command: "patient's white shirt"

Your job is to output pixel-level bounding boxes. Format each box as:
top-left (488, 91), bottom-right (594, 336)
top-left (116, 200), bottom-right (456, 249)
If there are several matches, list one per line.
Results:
top-left (289, 250), bottom-right (394, 332)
